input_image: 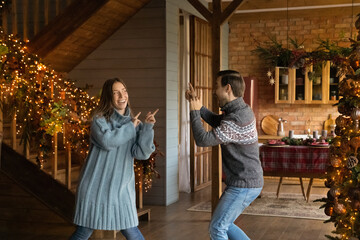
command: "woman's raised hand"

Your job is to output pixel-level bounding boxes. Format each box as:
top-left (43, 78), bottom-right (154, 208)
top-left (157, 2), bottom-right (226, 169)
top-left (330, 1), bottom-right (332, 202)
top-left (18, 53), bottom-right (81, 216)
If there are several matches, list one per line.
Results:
top-left (145, 109), bottom-right (159, 124)
top-left (132, 112), bottom-right (141, 127)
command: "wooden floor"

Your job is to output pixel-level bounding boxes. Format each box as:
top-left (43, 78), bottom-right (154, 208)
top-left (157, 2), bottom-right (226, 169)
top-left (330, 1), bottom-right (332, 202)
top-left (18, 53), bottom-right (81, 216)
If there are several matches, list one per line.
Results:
top-left (0, 172), bottom-right (335, 240)
top-left (135, 177), bottom-right (334, 240)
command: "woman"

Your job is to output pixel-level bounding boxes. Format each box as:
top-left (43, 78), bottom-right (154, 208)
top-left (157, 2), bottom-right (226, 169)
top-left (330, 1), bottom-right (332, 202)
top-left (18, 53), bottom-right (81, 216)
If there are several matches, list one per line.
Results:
top-left (70, 78), bottom-right (158, 240)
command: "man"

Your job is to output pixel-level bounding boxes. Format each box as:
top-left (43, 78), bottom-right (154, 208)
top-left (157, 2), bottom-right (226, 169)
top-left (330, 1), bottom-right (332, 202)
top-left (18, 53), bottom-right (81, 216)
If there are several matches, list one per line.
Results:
top-left (186, 70), bottom-right (263, 240)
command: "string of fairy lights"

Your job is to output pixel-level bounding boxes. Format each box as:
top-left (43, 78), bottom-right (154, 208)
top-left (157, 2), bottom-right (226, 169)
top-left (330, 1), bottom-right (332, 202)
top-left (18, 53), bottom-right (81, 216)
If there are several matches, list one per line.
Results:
top-left (0, 28), bottom-right (160, 192)
top-left (318, 16), bottom-right (360, 240)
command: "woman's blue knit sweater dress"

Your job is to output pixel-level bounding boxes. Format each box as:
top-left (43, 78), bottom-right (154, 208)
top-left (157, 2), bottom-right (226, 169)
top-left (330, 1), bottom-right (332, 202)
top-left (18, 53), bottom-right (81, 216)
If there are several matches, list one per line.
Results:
top-left (73, 108), bottom-right (155, 230)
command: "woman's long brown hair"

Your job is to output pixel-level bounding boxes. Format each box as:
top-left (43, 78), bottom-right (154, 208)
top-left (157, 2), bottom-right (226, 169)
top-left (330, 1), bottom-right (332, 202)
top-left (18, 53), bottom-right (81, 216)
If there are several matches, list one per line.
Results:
top-left (91, 78), bottom-right (131, 121)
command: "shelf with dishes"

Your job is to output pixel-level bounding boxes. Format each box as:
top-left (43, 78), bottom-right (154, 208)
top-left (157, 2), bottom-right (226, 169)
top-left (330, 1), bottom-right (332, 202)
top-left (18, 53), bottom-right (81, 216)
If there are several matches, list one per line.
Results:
top-left (274, 61), bottom-right (343, 104)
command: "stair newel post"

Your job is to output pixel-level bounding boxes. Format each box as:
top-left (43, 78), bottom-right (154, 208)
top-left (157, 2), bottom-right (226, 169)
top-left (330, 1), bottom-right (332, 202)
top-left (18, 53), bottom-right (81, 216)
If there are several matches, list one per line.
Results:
top-left (138, 165), bottom-right (144, 209)
top-left (25, 138), bottom-right (29, 159)
top-left (0, 90), bottom-right (3, 138)
top-left (53, 131), bottom-right (58, 179)
top-left (0, 91), bottom-right (3, 168)
top-left (66, 141), bottom-right (71, 190)
top-left (50, 77), bottom-right (57, 178)
top-left (11, 111), bottom-right (16, 150)
top-left (0, 129), bottom-right (2, 169)
top-left (63, 122), bottom-right (72, 189)
top-left (50, 78), bottom-right (54, 99)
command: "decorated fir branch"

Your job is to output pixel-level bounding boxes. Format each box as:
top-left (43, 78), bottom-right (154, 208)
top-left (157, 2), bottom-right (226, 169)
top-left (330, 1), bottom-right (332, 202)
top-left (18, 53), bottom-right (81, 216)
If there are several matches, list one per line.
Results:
top-left (0, 28), bottom-right (160, 191)
top-left (254, 14), bottom-right (360, 240)
top-left (252, 34), bottom-right (354, 85)
top-left (134, 140), bottom-right (163, 192)
top-left (315, 14), bottom-right (360, 240)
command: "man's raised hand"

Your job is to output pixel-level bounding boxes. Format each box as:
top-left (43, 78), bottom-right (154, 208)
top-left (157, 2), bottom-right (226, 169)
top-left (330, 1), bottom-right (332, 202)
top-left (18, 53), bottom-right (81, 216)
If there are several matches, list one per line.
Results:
top-left (185, 83), bottom-right (197, 101)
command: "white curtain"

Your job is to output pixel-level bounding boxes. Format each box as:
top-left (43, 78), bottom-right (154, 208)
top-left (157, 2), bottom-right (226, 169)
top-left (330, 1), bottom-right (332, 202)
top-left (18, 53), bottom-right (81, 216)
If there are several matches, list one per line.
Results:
top-left (178, 12), bottom-right (191, 193)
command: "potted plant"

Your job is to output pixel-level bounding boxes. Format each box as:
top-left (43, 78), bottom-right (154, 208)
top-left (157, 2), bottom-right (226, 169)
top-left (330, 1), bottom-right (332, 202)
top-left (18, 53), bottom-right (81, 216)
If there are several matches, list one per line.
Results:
top-left (253, 36), bottom-right (308, 68)
top-left (253, 37), bottom-right (308, 85)
top-left (252, 35), bottom-right (291, 68)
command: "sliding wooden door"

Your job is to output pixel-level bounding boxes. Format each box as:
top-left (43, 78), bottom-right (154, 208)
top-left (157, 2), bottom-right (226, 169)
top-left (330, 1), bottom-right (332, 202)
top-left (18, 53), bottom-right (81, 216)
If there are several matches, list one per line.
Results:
top-left (189, 16), bottom-right (212, 192)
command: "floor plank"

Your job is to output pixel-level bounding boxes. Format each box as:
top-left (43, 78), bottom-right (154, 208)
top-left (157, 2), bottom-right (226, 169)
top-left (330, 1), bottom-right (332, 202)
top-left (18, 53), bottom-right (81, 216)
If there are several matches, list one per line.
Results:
top-left (0, 172), bottom-right (335, 240)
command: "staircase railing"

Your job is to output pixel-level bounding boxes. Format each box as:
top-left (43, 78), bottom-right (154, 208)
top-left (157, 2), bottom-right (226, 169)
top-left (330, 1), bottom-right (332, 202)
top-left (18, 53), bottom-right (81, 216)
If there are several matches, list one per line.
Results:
top-left (0, 87), bottom-right (81, 191)
top-left (0, 0), bottom-right (80, 191)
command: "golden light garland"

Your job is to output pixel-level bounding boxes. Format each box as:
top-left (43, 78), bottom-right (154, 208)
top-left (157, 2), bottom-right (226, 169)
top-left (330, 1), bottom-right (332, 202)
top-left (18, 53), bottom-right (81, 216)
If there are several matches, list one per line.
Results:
top-left (0, 28), bottom-right (160, 191)
top-left (318, 15), bottom-right (360, 240)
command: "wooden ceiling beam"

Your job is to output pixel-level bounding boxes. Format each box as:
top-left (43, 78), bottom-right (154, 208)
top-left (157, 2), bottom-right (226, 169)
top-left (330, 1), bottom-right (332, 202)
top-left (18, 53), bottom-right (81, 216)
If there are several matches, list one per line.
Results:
top-left (187, 0), bottom-right (212, 22)
top-left (220, 0), bottom-right (244, 24)
top-left (216, 0), bottom-right (355, 12)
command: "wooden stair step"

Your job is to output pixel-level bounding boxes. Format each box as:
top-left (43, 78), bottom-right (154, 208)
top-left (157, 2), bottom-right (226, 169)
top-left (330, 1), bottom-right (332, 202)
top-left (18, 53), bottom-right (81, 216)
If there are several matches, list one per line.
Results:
top-left (0, 194), bottom-right (49, 210)
top-left (0, 172), bottom-right (75, 239)
top-left (0, 207), bottom-right (67, 223)
top-left (1, 144), bottom-right (76, 222)
top-left (0, 220), bottom-right (75, 239)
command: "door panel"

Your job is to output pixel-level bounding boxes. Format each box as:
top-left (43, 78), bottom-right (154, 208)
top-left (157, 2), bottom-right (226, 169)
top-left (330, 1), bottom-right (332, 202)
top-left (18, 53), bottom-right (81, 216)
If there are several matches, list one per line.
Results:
top-left (190, 16), bottom-right (212, 192)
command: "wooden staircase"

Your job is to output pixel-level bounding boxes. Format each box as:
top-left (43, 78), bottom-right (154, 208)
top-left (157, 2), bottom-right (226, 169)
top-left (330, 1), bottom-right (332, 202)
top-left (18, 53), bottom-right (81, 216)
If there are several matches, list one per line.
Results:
top-left (0, 1), bottom-right (152, 238)
top-left (0, 171), bottom-right (75, 240)
top-left (0, 0), bottom-right (153, 193)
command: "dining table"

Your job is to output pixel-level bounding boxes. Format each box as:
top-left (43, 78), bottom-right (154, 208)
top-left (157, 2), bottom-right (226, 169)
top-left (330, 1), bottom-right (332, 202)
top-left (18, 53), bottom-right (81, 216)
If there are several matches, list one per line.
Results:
top-left (259, 144), bottom-right (330, 202)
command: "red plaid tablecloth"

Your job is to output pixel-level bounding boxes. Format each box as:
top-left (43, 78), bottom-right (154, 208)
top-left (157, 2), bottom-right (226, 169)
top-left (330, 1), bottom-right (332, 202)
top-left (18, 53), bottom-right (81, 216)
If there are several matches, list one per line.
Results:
top-left (259, 145), bottom-right (330, 174)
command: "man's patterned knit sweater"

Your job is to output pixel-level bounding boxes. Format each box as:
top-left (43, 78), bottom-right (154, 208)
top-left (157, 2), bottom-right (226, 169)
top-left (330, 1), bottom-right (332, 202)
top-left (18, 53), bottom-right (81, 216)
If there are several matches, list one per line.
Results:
top-left (190, 97), bottom-right (263, 188)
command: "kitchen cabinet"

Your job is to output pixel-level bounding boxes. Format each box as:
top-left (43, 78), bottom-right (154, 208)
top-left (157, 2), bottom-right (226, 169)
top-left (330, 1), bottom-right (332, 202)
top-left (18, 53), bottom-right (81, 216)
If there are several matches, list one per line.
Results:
top-left (274, 61), bottom-right (342, 104)
top-left (293, 67), bottom-right (308, 104)
top-left (325, 61), bottom-right (343, 104)
top-left (275, 67), bottom-right (292, 104)
top-left (275, 66), bottom-right (308, 104)
top-left (306, 63), bottom-right (327, 104)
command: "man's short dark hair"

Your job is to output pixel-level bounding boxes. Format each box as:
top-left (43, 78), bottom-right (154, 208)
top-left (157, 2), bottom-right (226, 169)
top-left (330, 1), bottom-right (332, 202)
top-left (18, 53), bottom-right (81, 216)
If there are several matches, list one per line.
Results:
top-left (217, 70), bottom-right (245, 97)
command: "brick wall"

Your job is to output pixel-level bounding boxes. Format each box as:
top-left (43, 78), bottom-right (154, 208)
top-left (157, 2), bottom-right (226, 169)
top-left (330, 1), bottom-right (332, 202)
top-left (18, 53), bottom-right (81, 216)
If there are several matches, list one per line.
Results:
top-left (228, 13), bottom-right (356, 135)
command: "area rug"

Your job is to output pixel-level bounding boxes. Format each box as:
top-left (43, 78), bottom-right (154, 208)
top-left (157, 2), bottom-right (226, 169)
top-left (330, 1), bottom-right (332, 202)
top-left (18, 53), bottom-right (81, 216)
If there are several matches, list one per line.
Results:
top-left (187, 192), bottom-right (328, 220)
